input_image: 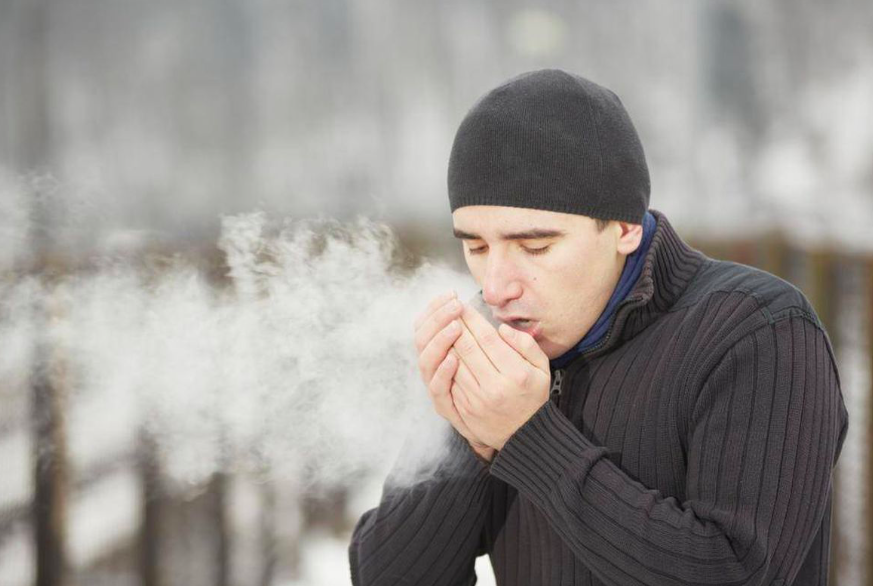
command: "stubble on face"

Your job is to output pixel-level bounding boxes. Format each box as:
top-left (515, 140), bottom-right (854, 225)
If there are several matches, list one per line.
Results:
top-left (452, 206), bottom-right (627, 360)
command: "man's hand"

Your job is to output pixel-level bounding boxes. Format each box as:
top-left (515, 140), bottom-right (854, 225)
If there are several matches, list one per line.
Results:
top-left (449, 303), bottom-right (551, 451)
top-left (414, 291), bottom-right (496, 462)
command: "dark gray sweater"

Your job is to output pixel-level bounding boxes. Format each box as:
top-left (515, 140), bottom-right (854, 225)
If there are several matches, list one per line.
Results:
top-left (349, 210), bottom-right (850, 586)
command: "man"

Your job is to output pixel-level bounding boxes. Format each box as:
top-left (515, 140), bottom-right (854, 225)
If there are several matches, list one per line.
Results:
top-left (349, 69), bottom-right (849, 586)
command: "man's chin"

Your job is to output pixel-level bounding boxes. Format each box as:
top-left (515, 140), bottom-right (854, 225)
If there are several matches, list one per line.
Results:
top-left (537, 338), bottom-right (562, 361)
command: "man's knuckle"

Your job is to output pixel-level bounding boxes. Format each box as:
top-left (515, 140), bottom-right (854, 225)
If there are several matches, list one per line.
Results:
top-left (429, 378), bottom-right (445, 396)
top-left (480, 329), bottom-right (499, 347)
top-left (511, 369), bottom-right (530, 387)
top-left (457, 337), bottom-right (476, 353)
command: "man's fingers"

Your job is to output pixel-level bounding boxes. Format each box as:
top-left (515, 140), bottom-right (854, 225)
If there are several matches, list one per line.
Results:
top-left (452, 318), bottom-right (498, 383)
top-left (450, 348), bottom-right (481, 391)
top-left (428, 354), bottom-right (477, 440)
top-left (429, 353), bottom-right (463, 424)
top-left (459, 303), bottom-right (522, 373)
top-left (418, 320), bottom-right (463, 383)
top-left (429, 351), bottom-right (458, 399)
top-left (413, 290), bottom-right (457, 331)
top-left (498, 323), bottom-right (550, 372)
top-left (414, 296), bottom-right (464, 353)
top-left (451, 383), bottom-right (484, 426)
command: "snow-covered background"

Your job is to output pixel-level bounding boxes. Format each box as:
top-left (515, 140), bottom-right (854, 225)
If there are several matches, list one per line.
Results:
top-left (1, 1), bottom-right (871, 585)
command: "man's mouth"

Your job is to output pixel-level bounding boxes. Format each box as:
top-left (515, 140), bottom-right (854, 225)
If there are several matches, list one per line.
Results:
top-left (501, 318), bottom-right (543, 339)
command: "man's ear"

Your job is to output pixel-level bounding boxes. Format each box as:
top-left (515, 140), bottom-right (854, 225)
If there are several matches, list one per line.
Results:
top-left (616, 222), bottom-right (643, 255)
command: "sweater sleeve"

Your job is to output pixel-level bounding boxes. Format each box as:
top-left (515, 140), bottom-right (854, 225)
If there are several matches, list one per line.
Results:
top-left (489, 315), bottom-right (850, 586)
top-left (349, 426), bottom-right (494, 586)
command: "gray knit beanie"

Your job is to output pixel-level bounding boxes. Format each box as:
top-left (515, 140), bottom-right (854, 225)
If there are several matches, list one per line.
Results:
top-left (447, 69), bottom-right (650, 224)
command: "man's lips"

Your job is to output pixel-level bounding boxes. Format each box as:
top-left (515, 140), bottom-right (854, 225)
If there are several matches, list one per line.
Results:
top-left (497, 316), bottom-right (543, 339)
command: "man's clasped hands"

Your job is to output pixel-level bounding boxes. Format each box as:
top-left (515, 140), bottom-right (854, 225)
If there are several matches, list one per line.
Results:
top-left (413, 290), bottom-right (552, 463)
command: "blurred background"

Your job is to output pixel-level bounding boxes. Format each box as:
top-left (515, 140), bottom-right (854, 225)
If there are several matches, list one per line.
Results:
top-left (1, 0), bottom-right (872, 585)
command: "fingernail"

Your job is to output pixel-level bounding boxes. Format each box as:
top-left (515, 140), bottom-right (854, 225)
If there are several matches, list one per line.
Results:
top-left (448, 320), bottom-right (460, 332)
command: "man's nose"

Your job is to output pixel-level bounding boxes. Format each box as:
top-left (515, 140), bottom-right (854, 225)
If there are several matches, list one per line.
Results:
top-left (481, 252), bottom-right (523, 307)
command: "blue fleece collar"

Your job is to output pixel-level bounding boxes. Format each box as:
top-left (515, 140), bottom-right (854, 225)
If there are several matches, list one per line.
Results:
top-left (550, 211), bottom-right (657, 369)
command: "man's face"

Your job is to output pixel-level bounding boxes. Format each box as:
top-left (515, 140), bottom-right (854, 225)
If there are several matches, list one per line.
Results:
top-left (452, 205), bottom-right (631, 360)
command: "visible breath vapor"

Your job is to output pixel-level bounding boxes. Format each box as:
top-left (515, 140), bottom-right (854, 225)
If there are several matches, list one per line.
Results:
top-left (2, 211), bottom-right (478, 494)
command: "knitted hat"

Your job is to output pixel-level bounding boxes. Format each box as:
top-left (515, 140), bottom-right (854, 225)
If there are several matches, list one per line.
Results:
top-left (447, 69), bottom-right (650, 224)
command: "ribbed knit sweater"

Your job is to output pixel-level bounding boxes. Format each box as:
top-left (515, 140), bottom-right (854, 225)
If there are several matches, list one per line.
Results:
top-left (349, 210), bottom-right (850, 586)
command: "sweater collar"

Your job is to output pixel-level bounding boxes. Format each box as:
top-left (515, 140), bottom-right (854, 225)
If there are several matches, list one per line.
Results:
top-left (560, 209), bottom-right (706, 365)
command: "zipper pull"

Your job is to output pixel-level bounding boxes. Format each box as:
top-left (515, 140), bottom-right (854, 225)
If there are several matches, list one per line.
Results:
top-left (550, 368), bottom-right (564, 397)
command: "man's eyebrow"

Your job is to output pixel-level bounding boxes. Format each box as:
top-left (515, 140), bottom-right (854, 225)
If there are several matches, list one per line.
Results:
top-left (452, 228), bottom-right (566, 240)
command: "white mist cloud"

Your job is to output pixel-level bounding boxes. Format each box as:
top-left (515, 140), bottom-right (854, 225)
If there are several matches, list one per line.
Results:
top-left (0, 173), bottom-right (33, 272)
top-left (3, 211), bottom-right (477, 497)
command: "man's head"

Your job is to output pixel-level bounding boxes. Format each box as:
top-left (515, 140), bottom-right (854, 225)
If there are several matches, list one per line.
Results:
top-left (447, 69), bottom-right (650, 359)
top-left (452, 206), bottom-right (643, 358)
